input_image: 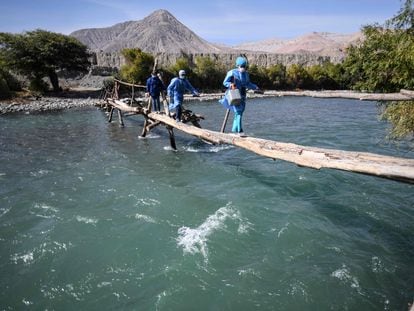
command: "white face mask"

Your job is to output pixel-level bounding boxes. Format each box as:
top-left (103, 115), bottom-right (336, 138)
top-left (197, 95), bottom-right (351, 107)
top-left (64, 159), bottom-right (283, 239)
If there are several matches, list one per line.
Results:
top-left (238, 67), bottom-right (246, 73)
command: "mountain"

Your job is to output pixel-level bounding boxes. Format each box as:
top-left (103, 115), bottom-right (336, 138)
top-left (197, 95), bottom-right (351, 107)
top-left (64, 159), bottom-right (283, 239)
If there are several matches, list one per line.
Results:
top-left (70, 9), bottom-right (224, 53)
top-left (70, 10), bottom-right (361, 68)
top-left (233, 32), bottom-right (362, 57)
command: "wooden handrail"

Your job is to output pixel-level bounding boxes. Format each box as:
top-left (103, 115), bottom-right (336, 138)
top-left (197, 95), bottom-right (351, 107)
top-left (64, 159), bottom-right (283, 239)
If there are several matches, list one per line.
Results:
top-left (113, 78), bottom-right (146, 89)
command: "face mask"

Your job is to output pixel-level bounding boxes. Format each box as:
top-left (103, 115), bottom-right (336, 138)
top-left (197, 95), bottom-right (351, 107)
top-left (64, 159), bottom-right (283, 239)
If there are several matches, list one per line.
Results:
top-left (239, 67), bottom-right (246, 73)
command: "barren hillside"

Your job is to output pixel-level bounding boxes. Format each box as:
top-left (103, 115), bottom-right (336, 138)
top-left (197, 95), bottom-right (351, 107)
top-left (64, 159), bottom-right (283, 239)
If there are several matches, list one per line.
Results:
top-left (234, 32), bottom-right (362, 57)
top-left (71, 9), bottom-right (225, 53)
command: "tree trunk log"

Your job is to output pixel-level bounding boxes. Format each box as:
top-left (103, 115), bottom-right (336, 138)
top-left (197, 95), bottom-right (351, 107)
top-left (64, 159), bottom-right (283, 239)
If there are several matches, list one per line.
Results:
top-left (147, 113), bottom-right (414, 184)
top-left (101, 79), bottom-right (414, 184)
top-left (48, 71), bottom-right (60, 92)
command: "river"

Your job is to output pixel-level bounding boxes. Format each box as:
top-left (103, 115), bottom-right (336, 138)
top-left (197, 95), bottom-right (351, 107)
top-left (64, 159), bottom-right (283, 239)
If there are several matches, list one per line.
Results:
top-left (0, 97), bottom-right (413, 310)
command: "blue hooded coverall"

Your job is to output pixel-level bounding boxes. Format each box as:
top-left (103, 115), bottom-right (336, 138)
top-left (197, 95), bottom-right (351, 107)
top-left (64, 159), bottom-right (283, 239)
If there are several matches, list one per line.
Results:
top-left (167, 77), bottom-right (198, 121)
top-left (146, 75), bottom-right (165, 112)
top-left (219, 69), bottom-right (258, 133)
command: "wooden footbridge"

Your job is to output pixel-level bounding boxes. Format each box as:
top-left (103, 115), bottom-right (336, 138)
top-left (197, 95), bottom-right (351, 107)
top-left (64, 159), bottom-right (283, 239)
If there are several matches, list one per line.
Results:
top-left (98, 79), bottom-right (414, 184)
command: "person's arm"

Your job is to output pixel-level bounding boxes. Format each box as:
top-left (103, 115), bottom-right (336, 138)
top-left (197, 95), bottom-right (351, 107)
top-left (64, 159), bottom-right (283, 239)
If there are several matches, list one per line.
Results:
top-left (146, 78), bottom-right (150, 94)
top-left (184, 80), bottom-right (199, 96)
top-left (222, 70), bottom-right (234, 88)
top-left (245, 72), bottom-right (258, 90)
top-left (159, 78), bottom-right (166, 91)
top-left (167, 78), bottom-right (176, 97)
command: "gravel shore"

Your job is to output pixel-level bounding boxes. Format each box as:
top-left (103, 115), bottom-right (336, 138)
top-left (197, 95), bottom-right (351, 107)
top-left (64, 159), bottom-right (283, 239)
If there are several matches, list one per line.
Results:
top-left (0, 97), bottom-right (100, 115)
top-left (0, 93), bottom-right (275, 115)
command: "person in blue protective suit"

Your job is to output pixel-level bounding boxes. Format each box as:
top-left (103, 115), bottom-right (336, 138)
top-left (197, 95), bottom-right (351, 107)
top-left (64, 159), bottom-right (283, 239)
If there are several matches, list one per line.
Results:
top-left (219, 56), bottom-right (259, 135)
top-left (167, 70), bottom-right (199, 122)
top-left (146, 70), bottom-right (165, 112)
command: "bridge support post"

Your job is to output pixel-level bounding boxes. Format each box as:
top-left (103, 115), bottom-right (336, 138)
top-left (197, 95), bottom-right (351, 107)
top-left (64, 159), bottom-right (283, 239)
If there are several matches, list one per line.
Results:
top-left (166, 125), bottom-right (177, 150)
top-left (117, 109), bottom-right (124, 127)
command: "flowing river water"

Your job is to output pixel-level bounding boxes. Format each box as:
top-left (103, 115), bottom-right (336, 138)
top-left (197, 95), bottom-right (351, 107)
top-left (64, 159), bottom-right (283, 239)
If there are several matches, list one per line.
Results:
top-left (0, 97), bottom-right (413, 310)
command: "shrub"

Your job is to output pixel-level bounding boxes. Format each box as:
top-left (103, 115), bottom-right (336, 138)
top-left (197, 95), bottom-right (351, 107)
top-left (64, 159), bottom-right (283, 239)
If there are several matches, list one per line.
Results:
top-left (0, 76), bottom-right (11, 99)
top-left (29, 77), bottom-right (49, 93)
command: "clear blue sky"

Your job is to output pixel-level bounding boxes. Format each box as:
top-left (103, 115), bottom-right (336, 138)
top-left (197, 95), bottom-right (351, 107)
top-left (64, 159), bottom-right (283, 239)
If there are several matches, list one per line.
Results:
top-left (0, 0), bottom-right (403, 45)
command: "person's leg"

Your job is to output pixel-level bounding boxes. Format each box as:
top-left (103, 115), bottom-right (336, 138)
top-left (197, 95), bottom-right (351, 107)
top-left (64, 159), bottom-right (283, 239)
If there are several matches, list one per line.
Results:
top-left (232, 111), bottom-right (243, 133)
top-left (151, 96), bottom-right (157, 111)
top-left (152, 96), bottom-right (161, 112)
top-left (155, 97), bottom-right (161, 111)
top-left (176, 104), bottom-right (182, 121)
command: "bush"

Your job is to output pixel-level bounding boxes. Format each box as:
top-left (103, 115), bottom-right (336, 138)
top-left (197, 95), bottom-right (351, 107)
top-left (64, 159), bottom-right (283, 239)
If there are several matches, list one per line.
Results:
top-left (0, 68), bottom-right (21, 99)
top-left (119, 48), bottom-right (154, 84)
top-left (0, 76), bottom-right (11, 99)
top-left (381, 101), bottom-right (414, 139)
top-left (29, 77), bottom-right (49, 93)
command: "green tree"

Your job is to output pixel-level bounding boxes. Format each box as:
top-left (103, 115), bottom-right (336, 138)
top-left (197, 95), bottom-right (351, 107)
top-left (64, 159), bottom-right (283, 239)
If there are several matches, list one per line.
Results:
top-left (286, 64), bottom-right (311, 89)
top-left (323, 62), bottom-right (346, 89)
top-left (386, 0), bottom-right (414, 31)
top-left (0, 57), bottom-right (21, 99)
top-left (266, 64), bottom-right (287, 89)
top-left (343, 25), bottom-right (414, 92)
top-left (381, 101), bottom-right (414, 139)
top-left (247, 64), bottom-right (268, 89)
top-left (342, 0), bottom-right (414, 138)
top-left (0, 29), bottom-right (90, 92)
top-left (342, 0), bottom-right (414, 92)
top-left (306, 62), bottom-right (340, 90)
top-left (193, 56), bottom-right (225, 91)
top-left (168, 57), bottom-right (192, 78)
top-left (119, 48), bottom-right (154, 84)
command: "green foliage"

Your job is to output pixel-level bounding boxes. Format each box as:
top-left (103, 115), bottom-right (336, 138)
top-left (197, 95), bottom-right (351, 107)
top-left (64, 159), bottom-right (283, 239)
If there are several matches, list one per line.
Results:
top-left (342, 0), bottom-right (414, 92)
top-left (168, 57), bottom-right (192, 78)
top-left (323, 62), bottom-right (346, 89)
top-left (0, 76), bottom-right (11, 99)
top-left (343, 26), bottom-right (414, 92)
top-left (306, 63), bottom-right (341, 90)
top-left (286, 64), bottom-right (312, 89)
top-left (381, 101), bottom-right (414, 139)
top-left (0, 61), bottom-right (21, 99)
top-left (28, 77), bottom-right (49, 93)
top-left (0, 29), bottom-right (90, 92)
top-left (119, 48), bottom-right (154, 84)
top-left (193, 56), bottom-right (226, 90)
top-left (341, 0), bottom-right (414, 138)
top-left (266, 64), bottom-right (287, 89)
top-left (247, 64), bottom-right (269, 89)
top-left (386, 0), bottom-right (414, 31)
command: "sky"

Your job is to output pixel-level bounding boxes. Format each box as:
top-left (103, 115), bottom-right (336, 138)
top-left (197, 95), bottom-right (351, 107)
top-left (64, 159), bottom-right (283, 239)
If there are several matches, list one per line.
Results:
top-left (0, 0), bottom-right (403, 45)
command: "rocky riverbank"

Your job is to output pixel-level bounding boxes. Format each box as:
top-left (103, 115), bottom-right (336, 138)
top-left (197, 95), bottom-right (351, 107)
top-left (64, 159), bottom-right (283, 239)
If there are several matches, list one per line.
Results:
top-left (0, 96), bottom-right (100, 115)
top-left (2, 89), bottom-right (407, 116)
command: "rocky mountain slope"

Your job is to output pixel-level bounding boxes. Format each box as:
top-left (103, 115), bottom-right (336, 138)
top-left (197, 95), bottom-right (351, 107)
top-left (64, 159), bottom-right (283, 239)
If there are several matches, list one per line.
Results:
top-left (71, 9), bottom-right (224, 53)
top-left (233, 32), bottom-right (362, 57)
top-left (70, 9), bottom-right (360, 68)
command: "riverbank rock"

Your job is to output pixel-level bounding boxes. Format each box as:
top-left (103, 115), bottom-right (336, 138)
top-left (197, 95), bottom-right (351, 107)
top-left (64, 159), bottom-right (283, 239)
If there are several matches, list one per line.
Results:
top-left (0, 97), bottom-right (99, 115)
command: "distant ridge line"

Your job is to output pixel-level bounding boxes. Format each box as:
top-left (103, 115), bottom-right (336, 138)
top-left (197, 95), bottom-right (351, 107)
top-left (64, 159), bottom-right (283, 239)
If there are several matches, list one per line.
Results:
top-left (71, 9), bottom-right (360, 57)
